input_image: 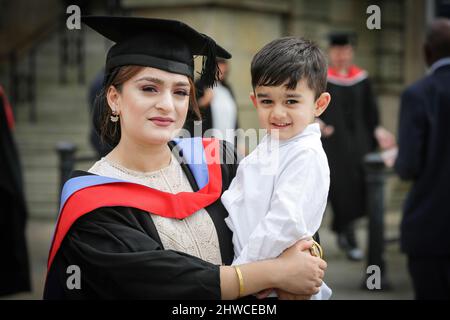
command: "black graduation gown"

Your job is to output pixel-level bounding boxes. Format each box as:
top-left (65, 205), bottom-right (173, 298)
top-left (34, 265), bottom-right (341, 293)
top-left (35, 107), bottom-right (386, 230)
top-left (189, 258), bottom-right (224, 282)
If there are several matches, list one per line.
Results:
top-left (44, 141), bottom-right (238, 299)
top-left (320, 70), bottom-right (379, 232)
top-left (0, 89), bottom-right (31, 296)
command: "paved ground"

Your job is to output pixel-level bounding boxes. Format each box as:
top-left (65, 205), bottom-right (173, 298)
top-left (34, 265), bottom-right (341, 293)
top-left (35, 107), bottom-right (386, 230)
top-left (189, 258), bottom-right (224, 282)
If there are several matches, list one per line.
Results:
top-left (2, 206), bottom-right (413, 300)
top-left (320, 209), bottom-right (413, 299)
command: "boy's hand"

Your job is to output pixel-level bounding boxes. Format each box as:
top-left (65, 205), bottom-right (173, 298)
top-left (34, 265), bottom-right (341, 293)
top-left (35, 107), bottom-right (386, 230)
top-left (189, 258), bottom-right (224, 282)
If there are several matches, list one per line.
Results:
top-left (276, 289), bottom-right (312, 300)
top-left (256, 288), bottom-right (273, 299)
top-left (256, 288), bottom-right (312, 300)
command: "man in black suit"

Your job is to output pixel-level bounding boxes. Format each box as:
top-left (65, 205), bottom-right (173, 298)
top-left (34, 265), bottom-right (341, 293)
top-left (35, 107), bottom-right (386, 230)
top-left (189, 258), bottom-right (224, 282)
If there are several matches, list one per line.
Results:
top-left (394, 18), bottom-right (450, 300)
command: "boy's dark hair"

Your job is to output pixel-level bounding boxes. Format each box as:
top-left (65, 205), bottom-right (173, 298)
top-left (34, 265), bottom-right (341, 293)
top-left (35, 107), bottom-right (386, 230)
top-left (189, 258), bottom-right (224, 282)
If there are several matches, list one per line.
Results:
top-left (251, 37), bottom-right (327, 99)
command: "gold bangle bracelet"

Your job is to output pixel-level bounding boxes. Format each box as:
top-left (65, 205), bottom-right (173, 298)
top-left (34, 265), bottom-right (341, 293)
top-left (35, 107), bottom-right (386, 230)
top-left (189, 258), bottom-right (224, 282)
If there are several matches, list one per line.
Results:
top-left (234, 266), bottom-right (244, 298)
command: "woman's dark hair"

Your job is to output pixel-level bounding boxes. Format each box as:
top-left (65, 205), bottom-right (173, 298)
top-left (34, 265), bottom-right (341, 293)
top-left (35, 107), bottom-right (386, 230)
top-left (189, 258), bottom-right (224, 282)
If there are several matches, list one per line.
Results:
top-left (93, 65), bottom-right (200, 148)
top-left (251, 37), bottom-right (328, 99)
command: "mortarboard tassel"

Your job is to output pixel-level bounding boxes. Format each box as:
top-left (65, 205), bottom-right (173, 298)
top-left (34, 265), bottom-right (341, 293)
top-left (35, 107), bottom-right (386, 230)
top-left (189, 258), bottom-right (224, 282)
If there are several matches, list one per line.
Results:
top-left (199, 34), bottom-right (220, 88)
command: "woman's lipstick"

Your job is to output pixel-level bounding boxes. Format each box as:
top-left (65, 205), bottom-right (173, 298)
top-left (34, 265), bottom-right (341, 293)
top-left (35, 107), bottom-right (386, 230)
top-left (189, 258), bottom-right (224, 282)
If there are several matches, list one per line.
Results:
top-left (149, 116), bottom-right (174, 127)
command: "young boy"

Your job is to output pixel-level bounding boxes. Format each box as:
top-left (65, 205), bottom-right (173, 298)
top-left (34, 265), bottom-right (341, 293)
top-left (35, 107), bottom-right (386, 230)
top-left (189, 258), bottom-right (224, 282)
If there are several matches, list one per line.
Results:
top-left (222, 37), bottom-right (332, 299)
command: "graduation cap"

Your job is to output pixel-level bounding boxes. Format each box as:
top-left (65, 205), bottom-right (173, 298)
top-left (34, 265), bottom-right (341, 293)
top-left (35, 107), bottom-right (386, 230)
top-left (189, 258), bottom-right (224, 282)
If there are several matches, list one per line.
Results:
top-left (328, 31), bottom-right (357, 47)
top-left (82, 16), bottom-right (232, 87)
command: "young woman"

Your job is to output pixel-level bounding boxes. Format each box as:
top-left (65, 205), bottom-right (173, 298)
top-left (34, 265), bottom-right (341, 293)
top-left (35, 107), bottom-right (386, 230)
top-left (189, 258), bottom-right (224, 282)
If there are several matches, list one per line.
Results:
top-left (44, 16), bottom-right (326, 300)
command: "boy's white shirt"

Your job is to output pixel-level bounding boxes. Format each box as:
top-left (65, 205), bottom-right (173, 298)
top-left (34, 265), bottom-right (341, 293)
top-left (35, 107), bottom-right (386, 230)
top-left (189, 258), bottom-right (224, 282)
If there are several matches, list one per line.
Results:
top-left (222, 123), bottom-right (332, 300)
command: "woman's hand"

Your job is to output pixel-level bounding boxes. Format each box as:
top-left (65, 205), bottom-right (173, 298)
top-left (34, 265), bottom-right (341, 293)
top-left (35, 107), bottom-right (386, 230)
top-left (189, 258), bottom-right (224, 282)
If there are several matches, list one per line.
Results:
top-left (221, 239), bottom-right (326, 300)
top-left (274, 239), bottom-right (327, 296)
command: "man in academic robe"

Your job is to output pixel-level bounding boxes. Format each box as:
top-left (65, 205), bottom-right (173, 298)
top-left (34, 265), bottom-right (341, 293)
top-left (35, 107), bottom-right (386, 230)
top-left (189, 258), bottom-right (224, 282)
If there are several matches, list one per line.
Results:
top-left (0, 85), bottom-right (31, 296)
top-left (319, 32), bottom-right (395, 261)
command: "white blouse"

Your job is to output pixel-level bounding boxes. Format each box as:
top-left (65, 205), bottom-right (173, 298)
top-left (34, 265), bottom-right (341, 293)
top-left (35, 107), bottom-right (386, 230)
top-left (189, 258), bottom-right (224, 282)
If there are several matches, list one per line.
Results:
top-left (210, 82), bottom-right (237, 145)
top-left (221, 123), bottom-right (332, 299)
top-left (88, 154), bottom-right (223, 266)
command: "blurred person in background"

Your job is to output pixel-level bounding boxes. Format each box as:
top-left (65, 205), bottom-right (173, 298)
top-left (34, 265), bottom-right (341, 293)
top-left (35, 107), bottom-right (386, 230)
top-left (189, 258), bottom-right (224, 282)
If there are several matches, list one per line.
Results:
top-left (88, 68), bottom-right (113, 158)
top-left (0, 85), bottom-right (30, 296)
top-left (319, 32), bottom-right (395, 261)
top-left (394, 18), bottom-right (450, 300)
top-left (185, 58), bottom-right (239, 146)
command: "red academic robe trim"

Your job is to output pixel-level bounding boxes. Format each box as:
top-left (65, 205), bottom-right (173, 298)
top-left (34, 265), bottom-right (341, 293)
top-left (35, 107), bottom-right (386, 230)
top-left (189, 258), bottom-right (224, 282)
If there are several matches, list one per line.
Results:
top-left (327, 65), bottom-right (368, 87)
top-left (0, 85), bottom-right (15, 130)
top-left (47, 138), bottom-right (222, 271)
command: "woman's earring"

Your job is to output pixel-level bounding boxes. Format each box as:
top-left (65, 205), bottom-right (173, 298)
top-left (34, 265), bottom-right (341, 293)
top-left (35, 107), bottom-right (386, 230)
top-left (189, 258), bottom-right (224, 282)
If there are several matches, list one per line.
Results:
top-left (110, 109), bottom-right (119, 123)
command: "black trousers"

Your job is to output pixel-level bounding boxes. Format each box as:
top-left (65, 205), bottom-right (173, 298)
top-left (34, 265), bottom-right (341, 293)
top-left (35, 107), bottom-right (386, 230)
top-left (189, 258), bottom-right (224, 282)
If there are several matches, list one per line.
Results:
top-left (407, 255), bottom-right (450, 300)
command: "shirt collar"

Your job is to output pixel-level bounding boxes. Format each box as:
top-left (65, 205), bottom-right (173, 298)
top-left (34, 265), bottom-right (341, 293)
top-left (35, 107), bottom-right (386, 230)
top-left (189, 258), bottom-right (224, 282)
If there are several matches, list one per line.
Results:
top-left (299, 122), bottom-right (321, 137)
top-left (429, 57), bottom-right (450, 74)
top-left (275, 123), bottom-right (320, 147)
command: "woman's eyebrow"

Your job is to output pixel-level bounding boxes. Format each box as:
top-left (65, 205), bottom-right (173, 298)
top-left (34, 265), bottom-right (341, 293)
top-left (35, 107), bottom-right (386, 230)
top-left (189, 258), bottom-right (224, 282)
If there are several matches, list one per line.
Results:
top-left (135, 76), bottom-right (164, 84)
top-left (174, 81), bottom-right (190, 87)
top-left (134, 77), bottom-right (189, 87)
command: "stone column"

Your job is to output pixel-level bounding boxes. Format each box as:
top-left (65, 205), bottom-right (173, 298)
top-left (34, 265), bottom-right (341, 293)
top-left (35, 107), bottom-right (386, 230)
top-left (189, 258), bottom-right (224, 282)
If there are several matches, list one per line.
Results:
top-left (403, 0), bottom-right (427, 86)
